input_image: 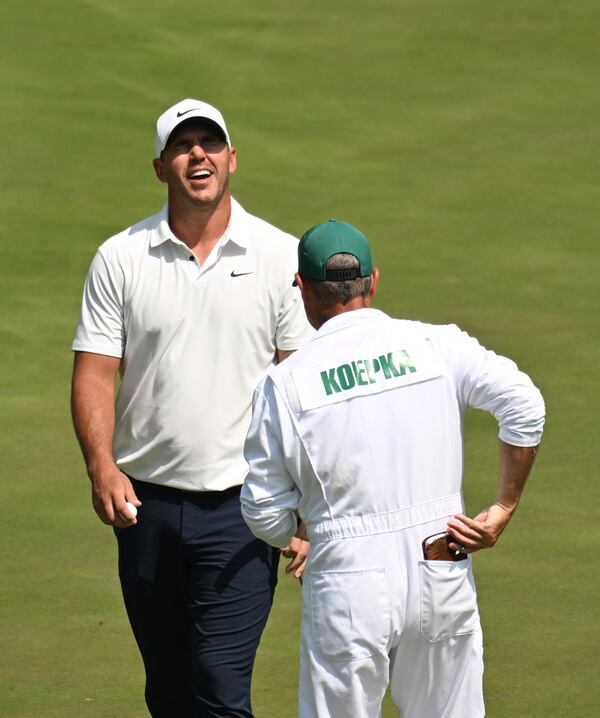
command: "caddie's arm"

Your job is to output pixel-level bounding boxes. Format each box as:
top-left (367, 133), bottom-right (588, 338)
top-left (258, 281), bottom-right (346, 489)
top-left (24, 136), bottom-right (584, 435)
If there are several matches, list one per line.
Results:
top-left (443, 324), bottom-right (545, 553)
top-left (71, 351), bottom-right (140, 528)
top-left (447, 440), bottom-right (539, 553)
top-left (241, 379), bottom-right (301, 550)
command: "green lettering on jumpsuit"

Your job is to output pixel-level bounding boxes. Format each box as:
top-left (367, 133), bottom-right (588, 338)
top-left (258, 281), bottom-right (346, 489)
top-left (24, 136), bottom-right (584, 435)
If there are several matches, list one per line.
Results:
top-left (396, 349), bottom-right (417, 375)
top-left (337, 364), bottom-right (355, 390)
top-left (320, 369), bottom-right (342, 395)
top-left (320, 350), bottom-right (417, 396)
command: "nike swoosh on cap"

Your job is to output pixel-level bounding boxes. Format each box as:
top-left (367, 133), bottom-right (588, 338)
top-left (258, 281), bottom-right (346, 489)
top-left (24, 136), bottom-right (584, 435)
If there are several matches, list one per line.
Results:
top-left (176, 108), bottom-right (202, 117)
top-left (231, 271), bottom-right (254, 277)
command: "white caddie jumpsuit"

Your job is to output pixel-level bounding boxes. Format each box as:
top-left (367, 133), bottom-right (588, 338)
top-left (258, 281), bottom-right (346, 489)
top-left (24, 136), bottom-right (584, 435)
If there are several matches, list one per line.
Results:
top-left (241, 308), bottom-right (545, 718)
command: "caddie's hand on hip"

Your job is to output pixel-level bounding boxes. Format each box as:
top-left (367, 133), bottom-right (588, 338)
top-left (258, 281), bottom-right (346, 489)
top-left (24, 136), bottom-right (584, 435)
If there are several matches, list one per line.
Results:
top-left (447, 503), bottom-right (512, 554)
top-left (90, 463), bottom-right (141, 528)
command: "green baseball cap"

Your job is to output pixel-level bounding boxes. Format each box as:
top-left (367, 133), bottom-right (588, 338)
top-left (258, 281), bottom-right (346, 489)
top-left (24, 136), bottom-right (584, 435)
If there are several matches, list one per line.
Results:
top-left (296, 219), bottom-right (373, 282)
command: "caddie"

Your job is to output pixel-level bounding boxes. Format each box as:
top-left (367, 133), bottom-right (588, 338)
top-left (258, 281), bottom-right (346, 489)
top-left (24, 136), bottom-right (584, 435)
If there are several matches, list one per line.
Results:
top-left (240, 219), bottom-right (545, 718)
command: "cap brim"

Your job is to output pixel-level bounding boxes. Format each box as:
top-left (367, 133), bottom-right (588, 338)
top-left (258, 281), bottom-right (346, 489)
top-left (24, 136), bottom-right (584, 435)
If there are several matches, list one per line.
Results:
top-left (164, 116), bottom-right (228, 149)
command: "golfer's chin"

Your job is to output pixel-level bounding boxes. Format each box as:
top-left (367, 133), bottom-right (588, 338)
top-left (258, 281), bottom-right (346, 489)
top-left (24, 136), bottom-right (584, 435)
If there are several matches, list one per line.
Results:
top-left (186, 181), bottom-right (229, 208)
top-left (184, 188), bottom-right (226, 209)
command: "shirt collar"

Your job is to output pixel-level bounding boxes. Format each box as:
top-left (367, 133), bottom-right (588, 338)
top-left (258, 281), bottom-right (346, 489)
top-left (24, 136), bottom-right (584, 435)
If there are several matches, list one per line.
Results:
top-left (223, 198), bottom-right (249, 250)
top-left (149, 198), bottom-right (249, 250)
top-left (149, 204), bottom-right (174, 248)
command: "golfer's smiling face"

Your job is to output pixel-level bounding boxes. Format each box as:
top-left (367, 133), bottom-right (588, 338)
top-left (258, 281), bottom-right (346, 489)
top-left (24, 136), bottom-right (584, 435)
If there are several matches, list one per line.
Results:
top-left (153, 119), bottom-right (237, 209)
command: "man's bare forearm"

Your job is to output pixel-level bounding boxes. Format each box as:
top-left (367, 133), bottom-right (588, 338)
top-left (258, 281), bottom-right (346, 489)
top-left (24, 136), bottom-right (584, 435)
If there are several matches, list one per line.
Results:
top-left (71, 352), bottom-right (139, 526)
top-left (447, 439), bottom-right (540, 552)
top-left (494, 440), bottom-right (539, 516)
top-left (71, 352), bottom-right (120, 478)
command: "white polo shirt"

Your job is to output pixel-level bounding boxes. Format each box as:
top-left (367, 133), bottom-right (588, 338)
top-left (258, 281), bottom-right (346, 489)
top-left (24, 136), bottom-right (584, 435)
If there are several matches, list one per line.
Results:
top-left (72, 198), bottom-right (314, 491)
top-left (241, 308), bottom-right (545, 547)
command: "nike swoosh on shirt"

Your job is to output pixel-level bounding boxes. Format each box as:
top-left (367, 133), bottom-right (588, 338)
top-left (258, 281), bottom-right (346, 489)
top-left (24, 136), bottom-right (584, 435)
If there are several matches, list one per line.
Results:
top-left (230, 271), bottom-right (254, 277)
top-left (176, 108), bottom-right (202, 117)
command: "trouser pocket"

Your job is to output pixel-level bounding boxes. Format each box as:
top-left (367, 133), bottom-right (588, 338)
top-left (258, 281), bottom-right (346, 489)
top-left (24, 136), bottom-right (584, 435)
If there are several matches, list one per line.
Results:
top-left (310, 567), bottom-right (389, 661)
top-left (418, 559), bottom-right (479, 643)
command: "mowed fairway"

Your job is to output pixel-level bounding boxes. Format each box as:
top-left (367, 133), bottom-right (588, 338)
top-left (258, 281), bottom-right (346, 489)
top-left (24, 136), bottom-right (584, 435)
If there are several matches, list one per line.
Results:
top-left (1, 1), bottom-right (598, 716)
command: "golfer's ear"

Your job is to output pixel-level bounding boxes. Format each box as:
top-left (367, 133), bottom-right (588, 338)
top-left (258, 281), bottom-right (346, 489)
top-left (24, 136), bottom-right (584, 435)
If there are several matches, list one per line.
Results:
top-left (228, 146), bottom-right (237, 174)
top-left (153, 157), bottom-right (166, 183)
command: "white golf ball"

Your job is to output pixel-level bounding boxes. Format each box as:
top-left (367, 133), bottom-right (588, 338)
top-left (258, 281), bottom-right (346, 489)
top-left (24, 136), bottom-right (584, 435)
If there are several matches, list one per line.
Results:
top-left (125, 501), bottom-right (138, 518)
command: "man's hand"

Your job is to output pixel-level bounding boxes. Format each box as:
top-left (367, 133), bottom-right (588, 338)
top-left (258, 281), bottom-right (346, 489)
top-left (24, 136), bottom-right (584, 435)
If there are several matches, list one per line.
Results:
top-left (280, 522), bottom-right (310, 579)
top-left (72, 351), bottom-right (141, 528)
top-left (448, 442), bottom-right (540, 555)
top-left (90, 463), bottom-right (141, 528)
top-left (447, 503), bottom-right (512, 554)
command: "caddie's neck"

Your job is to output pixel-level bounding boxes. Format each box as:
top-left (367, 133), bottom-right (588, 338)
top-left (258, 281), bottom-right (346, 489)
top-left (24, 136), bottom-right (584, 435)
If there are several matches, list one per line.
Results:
top-left (296, 268), bottom-right (380, 330)
top-left (313, 295), bottom-right (372, 329)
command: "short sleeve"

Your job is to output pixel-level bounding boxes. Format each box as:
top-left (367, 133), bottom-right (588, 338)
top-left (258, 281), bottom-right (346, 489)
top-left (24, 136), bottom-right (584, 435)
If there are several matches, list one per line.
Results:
top-left (274, 248), bottom-right (314, 351)
top-left (71, 249), bottom-right (125, 357)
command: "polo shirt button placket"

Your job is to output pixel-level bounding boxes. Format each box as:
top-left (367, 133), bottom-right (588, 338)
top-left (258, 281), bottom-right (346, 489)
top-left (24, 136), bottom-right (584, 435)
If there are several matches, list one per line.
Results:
top-left (185, 251), bottom-right (204, 282)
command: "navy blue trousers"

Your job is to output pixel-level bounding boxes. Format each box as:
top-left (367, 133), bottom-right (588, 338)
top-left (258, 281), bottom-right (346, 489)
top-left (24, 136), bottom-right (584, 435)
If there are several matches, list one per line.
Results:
top-left (115, 479), bottom-right (279, 718)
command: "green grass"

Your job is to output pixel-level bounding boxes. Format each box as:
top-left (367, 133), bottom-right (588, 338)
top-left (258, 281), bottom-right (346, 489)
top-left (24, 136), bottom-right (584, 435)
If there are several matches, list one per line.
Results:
top-left (1, 0), bottom-right (599, 715)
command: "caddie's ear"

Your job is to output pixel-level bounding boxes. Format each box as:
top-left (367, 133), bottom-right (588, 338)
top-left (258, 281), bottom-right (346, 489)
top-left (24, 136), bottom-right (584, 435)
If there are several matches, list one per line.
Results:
top-left (295, 276), bottom-right (320, 330)
top-left (293, 273), bottom-right (304, 291)
top-left (368, 267), bottom-right (380, 298)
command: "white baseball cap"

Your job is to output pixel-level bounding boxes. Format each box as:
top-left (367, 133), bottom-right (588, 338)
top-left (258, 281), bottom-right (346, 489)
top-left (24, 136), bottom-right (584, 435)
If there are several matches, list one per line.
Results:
top-left (155, 98), bottom-right (231, 156)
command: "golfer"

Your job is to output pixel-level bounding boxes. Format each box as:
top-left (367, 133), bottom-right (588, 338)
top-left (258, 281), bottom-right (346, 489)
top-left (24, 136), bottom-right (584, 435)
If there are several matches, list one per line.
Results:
top-left (71, 99), bottom-right (313, 717)
top-left (240, 219), bottom-right (545, 718)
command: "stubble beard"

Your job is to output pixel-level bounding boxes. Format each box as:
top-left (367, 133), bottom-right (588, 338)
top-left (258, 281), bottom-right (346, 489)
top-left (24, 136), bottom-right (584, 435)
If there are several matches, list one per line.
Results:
top-left (173, 174), bottom-right (231, 215)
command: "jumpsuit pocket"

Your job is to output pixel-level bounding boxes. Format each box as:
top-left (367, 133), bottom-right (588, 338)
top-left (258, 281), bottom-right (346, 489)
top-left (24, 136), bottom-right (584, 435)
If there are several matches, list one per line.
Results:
top-left (310, 567), bottom-right (389, 662)
top-left (418, 559), bottom-right (479, 643)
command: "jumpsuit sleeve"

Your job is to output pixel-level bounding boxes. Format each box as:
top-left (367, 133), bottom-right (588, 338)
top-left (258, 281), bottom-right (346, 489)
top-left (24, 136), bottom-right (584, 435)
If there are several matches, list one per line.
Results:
top-left (443, 324), bottom-right (545, 447)
top-left (241, 376), bottom-right (301, 548)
